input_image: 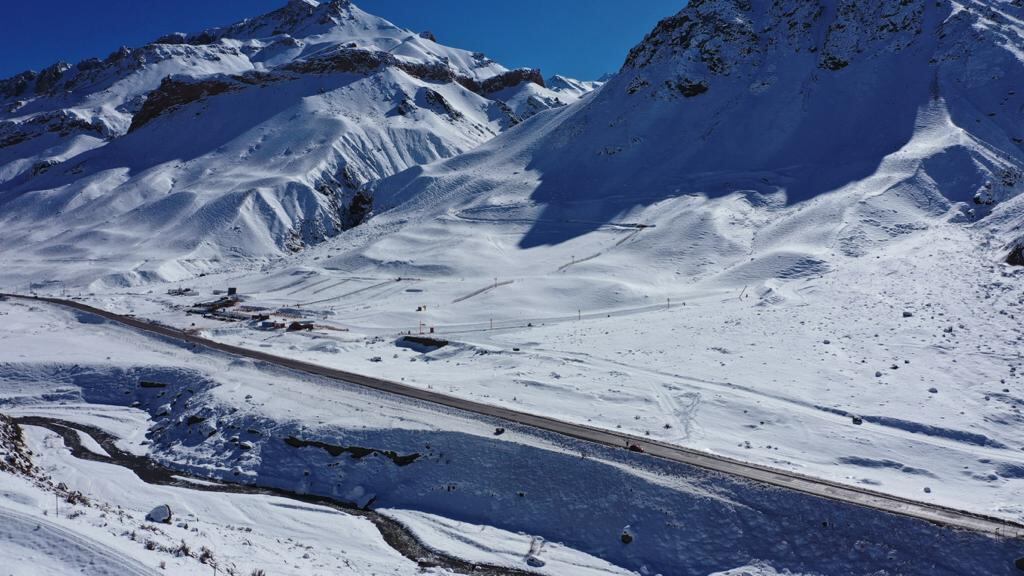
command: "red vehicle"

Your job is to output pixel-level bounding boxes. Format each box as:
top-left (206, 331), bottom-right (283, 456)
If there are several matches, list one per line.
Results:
top-left (627, 443), bottom-right (644, 453)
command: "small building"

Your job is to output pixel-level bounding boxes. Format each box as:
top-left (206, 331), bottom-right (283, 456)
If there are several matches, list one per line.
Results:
top-left (227, 287), bottom-right (237, 296)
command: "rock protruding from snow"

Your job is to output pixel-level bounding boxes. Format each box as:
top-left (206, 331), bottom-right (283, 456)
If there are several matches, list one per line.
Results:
top-left (145, 504), bottom-right (173, 524)
top-left (1008, 244), bottom-right (1024, 267)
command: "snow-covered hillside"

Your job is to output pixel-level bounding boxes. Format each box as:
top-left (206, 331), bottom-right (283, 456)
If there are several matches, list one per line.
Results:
top-left (0, 0), bottom-right (598, 287)
top-left (367, 0), bottom-right (1024, 255)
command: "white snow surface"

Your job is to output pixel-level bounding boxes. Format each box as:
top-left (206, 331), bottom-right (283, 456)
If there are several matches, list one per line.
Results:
top-left (381, 508), bottom-right (636, 576)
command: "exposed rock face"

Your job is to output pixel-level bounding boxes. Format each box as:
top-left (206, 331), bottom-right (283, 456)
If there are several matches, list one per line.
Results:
top-left (284, 47), bottom-right (397, 75)
top-left (286, 49), bottom-right (545, 100)
top-left (622, 0), bottom-right (938, 100)
top-left (422, 88), bottom-right (464, 120)
top-left (344, 190), bottom-right (373, 228)
top-left (471, 68), bottom-right (546, 95)
top-left (0, 71), bottom-right (39, 99)
top-left (1008, 244), bottom-right (1024, 267)
top-left (0, 109), bottom-right (110, 149)
top-left (129, 76), bottom-right (248, 132)
top-left (0, 414), bottom-right (33, 476)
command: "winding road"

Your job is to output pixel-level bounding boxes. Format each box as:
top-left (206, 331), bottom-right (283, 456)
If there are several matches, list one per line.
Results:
top-left (5, 292), bottom-right (1024, 540)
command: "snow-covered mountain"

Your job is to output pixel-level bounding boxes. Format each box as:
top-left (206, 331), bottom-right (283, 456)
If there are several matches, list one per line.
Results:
top-left (6, 4), bottom-right (1024, 569)
top-left (0, 0), bottom-right (598, 285)
top-left (356, 0), bottom-right (1024, 279)
top-left (490, 73), bottom-right (606, 121)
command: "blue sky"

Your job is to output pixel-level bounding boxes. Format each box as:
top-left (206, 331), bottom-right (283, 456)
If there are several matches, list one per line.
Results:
top-left (0, 0), bottom-right (683, 80)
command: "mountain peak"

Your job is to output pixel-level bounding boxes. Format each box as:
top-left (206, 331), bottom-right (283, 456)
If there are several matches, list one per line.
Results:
top-left (622, 0), bottom-right (931, 89)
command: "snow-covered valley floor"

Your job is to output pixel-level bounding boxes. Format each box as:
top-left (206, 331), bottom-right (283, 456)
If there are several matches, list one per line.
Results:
top-left (35, 206), bottom-right (1024, 528)
top-left (2, 229), bottom-right (1024, 574)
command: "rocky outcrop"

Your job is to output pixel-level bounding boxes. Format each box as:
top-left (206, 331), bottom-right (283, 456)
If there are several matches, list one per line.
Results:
top-left (34, 61), bottom-right (71, 94)
top-left (0, 71), bottom-right (39, 99)
top-left (1008, 243), bottom-right (1024, 267)
top-left (129, 76), bottom-right (240, 132)
top-left (285, 47), bottom-right (395, 75)
top-left (620, 0), bottom-right (937, 99)
top-left (154, 32), bottom-right (188, 45)
top-left (0, 109), bottom-right (109, 149)
top-left (288, 49), bottom-right (546, 100)
top-left (0, 414), bottom-right (33, 476)
top-left (344, 190), bottom-right (373, 228)
top-left (465, 68), bottom-right (546, 95)
top-left (819, 1), bottom-right (925, 71)
top-left (422, 88), bottom-right (463, 119)
top-left (129, 73), bottom-right (277, 132)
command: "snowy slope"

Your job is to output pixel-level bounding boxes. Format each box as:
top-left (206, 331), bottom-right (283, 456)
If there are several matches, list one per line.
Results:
top-left (0, 0), bottom-right (598, 288)
top-left (74, 0), bottom-right (1020, 527)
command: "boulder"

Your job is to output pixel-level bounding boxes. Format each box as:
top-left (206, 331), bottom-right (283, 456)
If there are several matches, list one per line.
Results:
top-left (1008, 244), bottom-right (1024, 267)
top-left (146, 504), bottom-right (172, 524)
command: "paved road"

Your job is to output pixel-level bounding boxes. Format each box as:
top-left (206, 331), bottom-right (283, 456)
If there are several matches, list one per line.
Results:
top-left (6, 293), bottom-right (1024, 540)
